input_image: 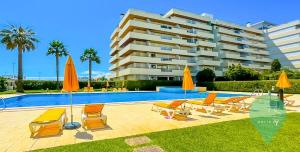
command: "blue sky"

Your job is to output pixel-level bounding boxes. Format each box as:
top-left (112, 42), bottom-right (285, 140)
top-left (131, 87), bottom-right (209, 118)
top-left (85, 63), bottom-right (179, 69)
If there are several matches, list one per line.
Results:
top-left (0, 0), bottom-right (299, 80)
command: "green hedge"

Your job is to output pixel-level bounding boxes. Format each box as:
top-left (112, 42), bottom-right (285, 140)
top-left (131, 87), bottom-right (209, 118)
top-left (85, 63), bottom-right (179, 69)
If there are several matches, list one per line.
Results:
top-left (20, 80), bottom-right (300, 94)
top-left (22, 80), bottom-right (181, 91)
top-left (0, 77), bottom-right (7, 92)
top-left (204, 80), bottom-right (300, 94)
top-left (126, 80), bottom-right (181, 91)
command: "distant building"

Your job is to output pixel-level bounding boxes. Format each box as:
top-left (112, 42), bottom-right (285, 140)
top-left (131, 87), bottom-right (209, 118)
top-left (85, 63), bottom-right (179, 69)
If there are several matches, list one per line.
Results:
top-left (251, 20), bottom-right (300, 70)
top-left (109, 9), bottom-right (271, 80)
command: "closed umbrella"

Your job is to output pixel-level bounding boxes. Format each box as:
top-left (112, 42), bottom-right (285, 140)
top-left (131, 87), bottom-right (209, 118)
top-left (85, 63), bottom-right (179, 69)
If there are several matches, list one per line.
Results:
top-left (122, 81), bottom-right (125, 88)
top-left (182, 65), bottom-right (194, 99)
top-left (276, 71), bottom-right (292, 101)
top-left (106, 80), bottom-right (109, 88)
top-left (63, 55), bottom-right (81, 129)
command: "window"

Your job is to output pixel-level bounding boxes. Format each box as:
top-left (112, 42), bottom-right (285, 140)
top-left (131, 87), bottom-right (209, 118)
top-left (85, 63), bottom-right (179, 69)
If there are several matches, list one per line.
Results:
top-left (161, 35), bottom-right (172, 40)
top-left (187, 29), bottom-right (197, 34)
top-left (161, 25), bottom-right (172, 29)
top-left (150, 64), bottom-right (157, 69)
top-left (236, 37), bottom-right (244, 41)
top-left (187, 38), bottom-right (198, 43)
top-left (150, 53), bottom-right (156, 57)
top-left (187, 19), bottom-right (196, 24)
top-left (161, 46), bottom-right (172, 51)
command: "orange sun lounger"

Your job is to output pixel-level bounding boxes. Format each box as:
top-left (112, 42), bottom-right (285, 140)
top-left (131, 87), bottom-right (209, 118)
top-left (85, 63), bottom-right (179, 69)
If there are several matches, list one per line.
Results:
top-left (81, 104), bottom-right (107, 130)
top-left (29, 108), bottom-right (67, 138)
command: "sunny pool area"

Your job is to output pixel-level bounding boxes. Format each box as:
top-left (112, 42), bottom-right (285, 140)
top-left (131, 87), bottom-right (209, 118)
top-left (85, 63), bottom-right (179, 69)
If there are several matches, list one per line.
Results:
top-left (0, 92), bottom-right (299, 152)
top-left (2, 92), bottom-right (245, 109)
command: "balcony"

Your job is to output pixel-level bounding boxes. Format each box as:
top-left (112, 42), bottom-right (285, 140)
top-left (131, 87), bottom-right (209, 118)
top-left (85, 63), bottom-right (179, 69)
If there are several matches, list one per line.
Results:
top-left (199, 60), bottom-right (221, 66)
top-left (118, 68), bottom-right (186, 77)
top-left (110, 37), bottom-right (119, 48)
top-left (119, 32), bottom-right (216, 48)
top-left (118, 44), bottom-right (195, 57)
top-left (197, 50), bottom-right (218, 57)
top-left (118, 20), bottom-right (214, 39)
top-left (109, 55), bottom-right (118, 63)
top-left (161, 68), bottom-right (172, 72)
top-left (118, 56), bottom-right (196, 66)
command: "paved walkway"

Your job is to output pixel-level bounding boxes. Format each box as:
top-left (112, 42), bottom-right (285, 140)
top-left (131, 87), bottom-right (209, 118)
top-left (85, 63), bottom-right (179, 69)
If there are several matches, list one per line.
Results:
top-left (0, 94), bottom-right (299, 152)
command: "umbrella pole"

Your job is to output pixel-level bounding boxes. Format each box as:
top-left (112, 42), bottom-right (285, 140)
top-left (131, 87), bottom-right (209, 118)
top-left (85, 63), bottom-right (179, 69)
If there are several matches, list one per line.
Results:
top-left (70, 92), bottom-right (73, 123)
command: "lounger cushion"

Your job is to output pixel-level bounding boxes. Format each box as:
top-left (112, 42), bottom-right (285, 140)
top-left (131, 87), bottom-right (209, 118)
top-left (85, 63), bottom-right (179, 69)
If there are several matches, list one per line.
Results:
top-left (84, 104), bottom-right (104, 115)
top-left (153, 102), bottom-right (169, 108)
top-left (32, 108), bottom-right (66, 123)
top-left (187, 100), bottom-right (204, 105)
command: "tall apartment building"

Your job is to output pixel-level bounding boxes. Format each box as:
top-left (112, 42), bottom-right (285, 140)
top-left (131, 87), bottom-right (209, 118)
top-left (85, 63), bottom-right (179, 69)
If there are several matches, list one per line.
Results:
top-left (109, 9), bottom-right (271, 80)
top-left (251, 20), bottom-right (300, 70)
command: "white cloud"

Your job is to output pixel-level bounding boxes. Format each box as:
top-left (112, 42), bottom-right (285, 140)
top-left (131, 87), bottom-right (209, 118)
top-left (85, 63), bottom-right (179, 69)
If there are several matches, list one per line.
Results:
top-left (81, 70), bottom-right (111, 78)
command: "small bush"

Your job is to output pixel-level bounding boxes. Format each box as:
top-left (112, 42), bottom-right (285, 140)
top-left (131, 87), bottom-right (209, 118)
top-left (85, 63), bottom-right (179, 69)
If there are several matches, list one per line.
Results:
top-left (225, 64), bottom-right (260, 81)
top-left (0, 77), bottom-right (7, 92)
top-left (196, 68), bottom-right (215, 85)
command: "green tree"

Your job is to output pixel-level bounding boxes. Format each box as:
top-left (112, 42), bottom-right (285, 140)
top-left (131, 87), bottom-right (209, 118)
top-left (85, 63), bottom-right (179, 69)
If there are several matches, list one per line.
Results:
top-left (80, 48), bottom-right (100, 86)
top-left (271, 59), bottom-right (281, 72)
top-left (46, 40), bottom-right (68, 90)
top-left (196, 68), bottom-right (215, 85)
top-left (225, 64), bottom-right (260, 81)
top-left (0, 25), bottom-right (39, 92)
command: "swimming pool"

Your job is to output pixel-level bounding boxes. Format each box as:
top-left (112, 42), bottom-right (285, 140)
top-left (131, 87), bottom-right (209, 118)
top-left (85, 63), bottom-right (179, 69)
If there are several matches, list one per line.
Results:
top-left (2, 92), bottom-right (246, 108)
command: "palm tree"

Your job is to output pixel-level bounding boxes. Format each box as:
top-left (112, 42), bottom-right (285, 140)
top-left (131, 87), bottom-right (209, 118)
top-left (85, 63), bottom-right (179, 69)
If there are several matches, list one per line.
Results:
top-left (0, 25), bottom-right (39, 92)
top-left (46, 40), bottom-right (68, 90)
top-left (80, 48), bottom-right (100, 86)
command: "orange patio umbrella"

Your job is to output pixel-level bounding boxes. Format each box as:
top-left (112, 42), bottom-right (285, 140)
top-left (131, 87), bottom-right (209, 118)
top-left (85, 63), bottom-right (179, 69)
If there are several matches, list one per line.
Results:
top-left (63, 55), bottom-right (80, 129)
top-left (182, 65), bottom-right (194, 98)
top-left (276, 71), bottom-right (292, 101)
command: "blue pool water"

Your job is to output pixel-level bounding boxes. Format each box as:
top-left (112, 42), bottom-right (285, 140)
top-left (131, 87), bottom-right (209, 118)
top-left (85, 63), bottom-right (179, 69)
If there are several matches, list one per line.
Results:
top-left (2, 92), bottom-right (245, 108)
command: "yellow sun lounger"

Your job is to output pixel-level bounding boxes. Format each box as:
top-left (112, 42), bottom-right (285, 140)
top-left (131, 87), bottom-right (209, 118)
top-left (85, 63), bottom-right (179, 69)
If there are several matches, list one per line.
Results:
top-left (81, 104), bottom-right (107, 130)
top-left (29, 108), bottom-right (67, 138)
top-left (214, 96), bottom-right (251, 112)
top-left (187, 93), bottom-right (224, 114)
top-left (284, 94), bottom-right (295, 106)
top-left (152, 100), bottom-right (190, 120)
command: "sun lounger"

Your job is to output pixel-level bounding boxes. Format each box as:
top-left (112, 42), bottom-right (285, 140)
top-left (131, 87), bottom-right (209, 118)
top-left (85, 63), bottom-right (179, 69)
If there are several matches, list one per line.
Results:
top-left (112, 88), bottom-right (118, 92)
top-left (122, 88), bottom-right (128, 91)
top-left (29, 108), bottom-right (67, 138)
top-left (198, 87), bottom-right (207, 92)
top-left (214, 96), bottom-right (250, 112)
top-left (187, 93), bottom-right (224, 115)
top-left (118, 88), bottom-right (122, 92)
top-left (81, 104), bottom-right (107, 130)
top-left (101, 88), bottom-right (107, 92)
top-left (84, 87), bottom-right (94, 92)
top-left (152, 100), bottom-right (189, 119)
top-left (284, 94), bottom-right (295, 106)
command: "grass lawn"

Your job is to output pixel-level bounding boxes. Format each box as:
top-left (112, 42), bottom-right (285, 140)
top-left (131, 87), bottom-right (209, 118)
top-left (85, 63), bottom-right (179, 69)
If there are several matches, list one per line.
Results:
top-left (36, 113), bottom-right (300, 152)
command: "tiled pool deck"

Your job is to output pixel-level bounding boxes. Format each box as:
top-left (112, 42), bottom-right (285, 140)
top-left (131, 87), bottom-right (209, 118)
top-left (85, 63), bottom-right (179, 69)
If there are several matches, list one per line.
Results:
top-left (0, 92), bottom-right (299, 152)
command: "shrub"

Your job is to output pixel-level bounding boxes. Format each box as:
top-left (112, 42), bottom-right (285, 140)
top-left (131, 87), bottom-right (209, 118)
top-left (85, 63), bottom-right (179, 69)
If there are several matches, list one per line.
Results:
top-left (260, 68), bottom-right (300, 80)
top-left (196, 68), bottom-right (215, 85)
top-left (0, 77), bottom-right (7, 92)
top-left (126, 80), bottom-right (181, 91)
top-left (21, 80), bottom-right (181, 91)
top-left (271, 59), bottom-right (281, 72)
top-left (224, 64), bottom-right (260, 81)
top-left (206, 80), bottom-right (300, 94)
